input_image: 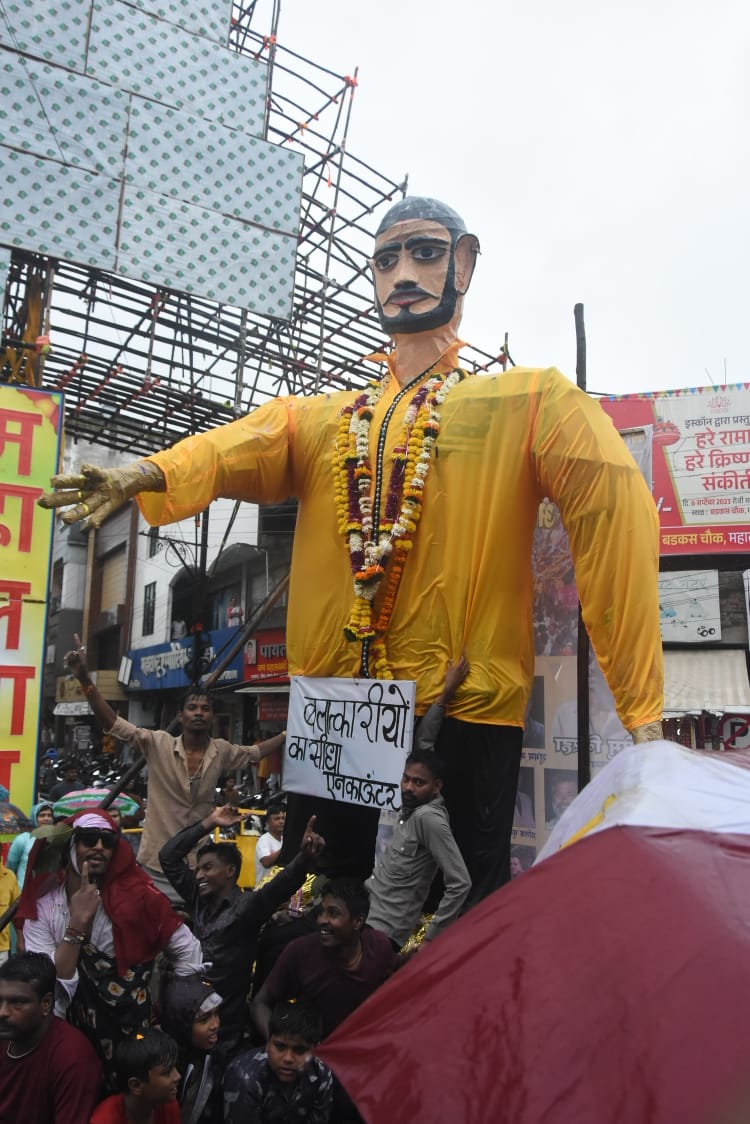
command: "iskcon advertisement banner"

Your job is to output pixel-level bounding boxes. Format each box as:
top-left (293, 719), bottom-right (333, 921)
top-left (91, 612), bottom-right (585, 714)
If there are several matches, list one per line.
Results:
top-left (601, 385), bottom-right (750, 555)
top-left (0, 385), bottom-right (62, 813)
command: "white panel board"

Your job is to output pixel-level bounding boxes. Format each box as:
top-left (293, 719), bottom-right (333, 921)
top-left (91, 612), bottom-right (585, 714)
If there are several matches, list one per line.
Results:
top-left (0, 1), bottom-right (300, 315)
top-left (129, 0), bottom-right (232, 45)
top-left (0, 0), bottom-right (90, 71)
top-left (126, 98), bottom-right (302, 232)
top-left (0, 152), bottom-right (119, 267)
top-left (117, 184), bottom-right (297, 315)
top-left (86, 0), bottom-right (266, 133)
top-left (2, 54), bottom-right (127, 178)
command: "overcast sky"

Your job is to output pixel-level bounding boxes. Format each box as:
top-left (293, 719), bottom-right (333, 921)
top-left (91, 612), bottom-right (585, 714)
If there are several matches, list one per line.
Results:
top-left (281, 0), bottom-right (749, 397)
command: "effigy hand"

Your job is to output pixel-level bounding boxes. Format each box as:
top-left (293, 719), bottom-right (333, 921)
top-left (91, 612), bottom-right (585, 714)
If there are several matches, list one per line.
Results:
top-left (38, 460), bottom-right (165, 528)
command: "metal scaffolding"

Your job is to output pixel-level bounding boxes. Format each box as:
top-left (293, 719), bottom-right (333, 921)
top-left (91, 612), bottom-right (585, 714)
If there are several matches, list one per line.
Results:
top-left (1, 3), bottom-right (507, 457)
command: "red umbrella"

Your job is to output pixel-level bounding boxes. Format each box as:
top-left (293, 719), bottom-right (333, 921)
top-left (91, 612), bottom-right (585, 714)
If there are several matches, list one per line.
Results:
top-left (319, 826), bottom-right (750, 1124)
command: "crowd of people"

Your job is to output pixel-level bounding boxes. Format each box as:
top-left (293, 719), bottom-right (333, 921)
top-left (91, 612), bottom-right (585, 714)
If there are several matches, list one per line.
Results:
top-left (0, 653), bottom-right (481, 1123)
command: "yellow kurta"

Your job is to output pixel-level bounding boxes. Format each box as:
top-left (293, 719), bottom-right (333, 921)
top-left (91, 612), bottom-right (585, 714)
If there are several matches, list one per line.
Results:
top-left (139, 346), bottom-right (663, 732)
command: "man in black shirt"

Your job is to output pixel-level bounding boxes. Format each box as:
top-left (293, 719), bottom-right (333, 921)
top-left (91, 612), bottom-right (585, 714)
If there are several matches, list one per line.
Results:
top-left (48, 761), bottom-right (86, 802)
top-left (159, 805), bottom-right (323, 1053)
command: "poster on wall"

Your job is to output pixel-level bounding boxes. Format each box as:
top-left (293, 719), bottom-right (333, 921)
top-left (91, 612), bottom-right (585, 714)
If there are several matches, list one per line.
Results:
top-left (602, 385), bottom-right (750, 555)
top-left (510, 407), bottom-right (662, 871)
top-left (0, 386), bottom-right (62, 813)
top-left (514, 470), bottom-right (638, 865)
top-left (659, 570), bottom-right (721, 643)
top-left (513, 503), bottom-right (578, 863)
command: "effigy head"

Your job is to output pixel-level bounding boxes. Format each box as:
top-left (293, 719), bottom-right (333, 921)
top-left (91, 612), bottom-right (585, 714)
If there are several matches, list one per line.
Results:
top-left (370, 196), bottom-right (479, 335)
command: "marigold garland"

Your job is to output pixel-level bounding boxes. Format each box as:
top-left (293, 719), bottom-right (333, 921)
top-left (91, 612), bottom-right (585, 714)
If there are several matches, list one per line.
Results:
top-left (332, 366), bottom-right (466, 676)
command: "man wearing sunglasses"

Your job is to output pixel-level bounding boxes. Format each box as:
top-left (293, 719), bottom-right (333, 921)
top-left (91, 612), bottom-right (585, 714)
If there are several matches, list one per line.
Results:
top-left (21, 811), bottom-right (202, 1090)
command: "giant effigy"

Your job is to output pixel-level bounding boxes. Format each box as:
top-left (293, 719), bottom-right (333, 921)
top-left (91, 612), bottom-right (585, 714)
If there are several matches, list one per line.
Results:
top-left (40, 197), bottom-right (664, 903)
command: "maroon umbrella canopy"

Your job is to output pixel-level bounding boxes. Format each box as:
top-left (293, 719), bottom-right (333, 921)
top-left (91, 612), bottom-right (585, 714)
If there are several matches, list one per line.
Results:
top-left (319, 826), bottom-right (750, 1124)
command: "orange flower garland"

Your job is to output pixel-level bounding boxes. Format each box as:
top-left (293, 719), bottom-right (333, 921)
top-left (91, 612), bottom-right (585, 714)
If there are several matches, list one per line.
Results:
top-left (332, 366), bottom-right (466, 677)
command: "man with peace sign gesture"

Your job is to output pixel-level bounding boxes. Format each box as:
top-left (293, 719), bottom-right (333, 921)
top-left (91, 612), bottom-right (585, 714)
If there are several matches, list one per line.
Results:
top-left (159, 804), bottom-right (325, 1053)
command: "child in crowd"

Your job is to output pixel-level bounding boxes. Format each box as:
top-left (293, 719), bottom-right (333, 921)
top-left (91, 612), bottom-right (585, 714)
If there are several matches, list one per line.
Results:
top-left (90, 1029), bottom-right (181, 1123)
top-left (223, 1000), bottom-right (333, 1123)
top-left (254, 799), bottom-right (286, 885)
top-left (160, 972), bottom-right (224, 1124)
top-left (7, 801), bottom-right (54, 887)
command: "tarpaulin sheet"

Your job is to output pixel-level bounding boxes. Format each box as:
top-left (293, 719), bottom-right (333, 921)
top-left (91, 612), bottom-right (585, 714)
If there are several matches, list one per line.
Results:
top-left (319, 825), bottom-right (750, 1124)
top-left (538, 740), bottom-right (750, 860)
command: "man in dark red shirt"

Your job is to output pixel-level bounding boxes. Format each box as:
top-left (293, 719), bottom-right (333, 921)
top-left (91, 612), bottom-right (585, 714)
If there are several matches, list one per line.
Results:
top-left (251, 878), bottom-right (396, 1040)
top-left (0, 951), bottom-right (102, 1122)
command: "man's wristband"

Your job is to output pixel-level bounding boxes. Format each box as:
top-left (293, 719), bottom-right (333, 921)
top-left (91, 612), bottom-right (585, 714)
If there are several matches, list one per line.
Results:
top-left (63, 927), bottom-right (86, 945)
top-left (81, 681), bottom-right (96, 697)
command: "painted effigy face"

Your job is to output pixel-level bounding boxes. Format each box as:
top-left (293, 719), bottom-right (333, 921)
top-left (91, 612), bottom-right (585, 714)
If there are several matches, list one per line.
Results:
top-left (370, 197), bottom-right (478, 336)
top-left (371, 219), bottom-right (457, 334)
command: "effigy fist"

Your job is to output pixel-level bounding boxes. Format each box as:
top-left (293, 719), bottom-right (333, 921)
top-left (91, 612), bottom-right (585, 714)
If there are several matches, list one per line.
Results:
top-left (631, 720), bottom-right (664, 744)
top-left (37, 460), bottom-right (165, 528)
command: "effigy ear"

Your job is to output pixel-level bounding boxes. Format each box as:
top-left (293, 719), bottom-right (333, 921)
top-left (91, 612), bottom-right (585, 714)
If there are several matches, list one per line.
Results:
top-left (454, 233), bottom-right (480, 295)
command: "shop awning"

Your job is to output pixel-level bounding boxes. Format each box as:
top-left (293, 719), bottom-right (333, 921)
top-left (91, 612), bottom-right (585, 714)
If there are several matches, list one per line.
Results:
top-left (663, 650), bottom-right (750, 715)
top-left (235, 684), bottom-right (289, 694)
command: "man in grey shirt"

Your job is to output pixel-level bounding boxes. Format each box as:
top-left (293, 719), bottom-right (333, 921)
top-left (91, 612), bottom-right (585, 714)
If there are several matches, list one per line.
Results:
top-left (366, 748), bottom-right (471, 949)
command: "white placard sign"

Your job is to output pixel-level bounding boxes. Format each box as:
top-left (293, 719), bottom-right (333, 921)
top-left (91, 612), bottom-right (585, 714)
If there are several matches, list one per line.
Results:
top-left (284, 676), bottom-right (416, 810)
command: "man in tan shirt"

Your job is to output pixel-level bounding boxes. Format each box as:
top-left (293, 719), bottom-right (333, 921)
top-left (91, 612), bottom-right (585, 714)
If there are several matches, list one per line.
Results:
top-left (65, 637), bottom-right (284, 900)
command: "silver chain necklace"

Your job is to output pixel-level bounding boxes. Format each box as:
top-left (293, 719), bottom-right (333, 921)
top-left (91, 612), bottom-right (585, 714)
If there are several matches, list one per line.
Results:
top-left (6, 1040), bottom-right (38, 1060)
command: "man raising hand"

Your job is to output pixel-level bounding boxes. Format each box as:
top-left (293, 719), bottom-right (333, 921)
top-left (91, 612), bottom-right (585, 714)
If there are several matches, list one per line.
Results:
top-left (64, 635), bottom-right (285, 898)
top-left (159, 806), bottom-right (324, 1052)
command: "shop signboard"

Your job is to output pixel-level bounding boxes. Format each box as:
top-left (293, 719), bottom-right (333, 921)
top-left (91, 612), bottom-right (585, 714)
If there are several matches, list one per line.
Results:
top-left (0, 385), bottom-right (62, 812)
top-left (243, 628), bottom-right (288, 685)
top-left (125, 625), bottom-right (244, 691)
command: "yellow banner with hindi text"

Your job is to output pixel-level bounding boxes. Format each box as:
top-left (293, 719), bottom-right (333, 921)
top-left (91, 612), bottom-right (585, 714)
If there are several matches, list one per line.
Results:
top-left (0, 386), bottom-right (62, 815)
